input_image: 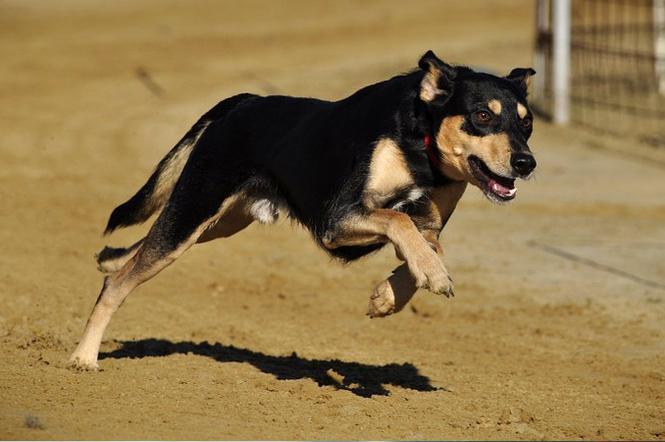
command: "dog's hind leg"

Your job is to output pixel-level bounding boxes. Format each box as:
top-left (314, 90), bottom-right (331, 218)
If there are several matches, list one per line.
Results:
top-left (196, 193), bottom-right (254, 243)
top-left (93, 206), bottom-right (238, 275)
top-left (69, 198), bottom-right (234, 370)
top-left (95, 239), bottom-right (144, 274)
top-left (70, 159), bottom-right (244, 369)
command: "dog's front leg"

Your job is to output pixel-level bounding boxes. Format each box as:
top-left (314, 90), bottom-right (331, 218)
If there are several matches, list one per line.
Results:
top-left (323, 209), bottom-right (453, 297)
top-left (367, 184), bottom-right (466, 317)
top-left (367, 263), bottom-right (415, 317)
top-left (368, 230), bottom-right (447, 318)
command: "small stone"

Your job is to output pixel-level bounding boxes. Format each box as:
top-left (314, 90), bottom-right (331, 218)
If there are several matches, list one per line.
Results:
top-left (25, 415), bottom-right (45, 430)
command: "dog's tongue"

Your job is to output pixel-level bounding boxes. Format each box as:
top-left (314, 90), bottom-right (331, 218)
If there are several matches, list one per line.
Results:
top-left (489, 178), bottom-right (516, 198)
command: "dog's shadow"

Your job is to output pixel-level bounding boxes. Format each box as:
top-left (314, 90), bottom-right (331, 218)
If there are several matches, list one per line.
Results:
top-left (99, 338), bottom-right (442, 398)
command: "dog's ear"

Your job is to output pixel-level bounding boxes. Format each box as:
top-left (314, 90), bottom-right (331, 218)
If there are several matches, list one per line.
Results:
top-left (418, 50), bottom-right (456, 105)
top-left (506, 68), bottom-right (536, 94)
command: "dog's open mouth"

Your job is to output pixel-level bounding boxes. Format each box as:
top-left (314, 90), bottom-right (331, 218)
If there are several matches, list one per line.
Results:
top-left (468, 155), bottom-right (516, 202)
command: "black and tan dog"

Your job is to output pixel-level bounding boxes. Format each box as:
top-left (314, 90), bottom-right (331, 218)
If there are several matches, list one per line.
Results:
top-left (69, 51), bottom-right (537, 369)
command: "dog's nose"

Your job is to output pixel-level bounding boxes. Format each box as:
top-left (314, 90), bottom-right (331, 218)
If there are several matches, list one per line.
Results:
top-left (510, 152), bottom-right (536, 176)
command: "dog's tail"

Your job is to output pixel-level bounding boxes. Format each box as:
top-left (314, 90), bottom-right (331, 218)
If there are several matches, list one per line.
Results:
top-left (103, 93), bottom-right (255, 235)
top-left (103, 120), bottom-right (207, 234)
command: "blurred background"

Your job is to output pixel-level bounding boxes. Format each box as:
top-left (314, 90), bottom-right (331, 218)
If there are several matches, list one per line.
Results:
top-left (534, 0), bottom-right (665, 148)
top-left (1, 1), bottom-right (663, 440)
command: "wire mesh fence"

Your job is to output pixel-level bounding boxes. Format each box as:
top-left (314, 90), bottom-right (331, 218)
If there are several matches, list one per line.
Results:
top-left (535, 0), bottom-right (665, 147)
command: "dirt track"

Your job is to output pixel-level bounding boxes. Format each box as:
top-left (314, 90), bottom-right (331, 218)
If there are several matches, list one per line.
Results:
top-left (1, 0), bottom-right (664, 440)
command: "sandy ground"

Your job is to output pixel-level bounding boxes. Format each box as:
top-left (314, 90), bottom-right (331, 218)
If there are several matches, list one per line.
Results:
top-left (1, 0), bottom-right (664, 440)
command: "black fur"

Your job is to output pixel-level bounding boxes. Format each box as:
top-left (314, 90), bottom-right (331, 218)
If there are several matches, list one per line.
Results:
top-left (105, 51), bottom-right (536, 262)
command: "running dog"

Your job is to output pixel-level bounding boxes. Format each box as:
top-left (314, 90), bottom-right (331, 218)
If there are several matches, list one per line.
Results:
top-left (69, 51), bottom-right (537, 369)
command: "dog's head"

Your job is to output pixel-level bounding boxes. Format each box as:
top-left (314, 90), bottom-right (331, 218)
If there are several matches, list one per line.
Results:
top-left (418, 50), bottom-right (537, 203)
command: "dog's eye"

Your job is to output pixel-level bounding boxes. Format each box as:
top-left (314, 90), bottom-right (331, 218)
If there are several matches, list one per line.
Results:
top-left (474, 111), bottom-right (492, 123)
top-left (521, 116), bottom-right (533, 130)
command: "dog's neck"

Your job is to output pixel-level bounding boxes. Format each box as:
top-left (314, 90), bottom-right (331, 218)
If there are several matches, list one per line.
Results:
top-left (418, 112), bottom-right (458, 187)
top-left (423, 134), bottom-right (439, 169)
top-left (393, 74), bottom-right (457, 187)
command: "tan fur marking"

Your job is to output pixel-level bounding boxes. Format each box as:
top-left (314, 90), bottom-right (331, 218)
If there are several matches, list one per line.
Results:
top-left (419, 67), bottom-right (442, 102)
top-left (323, 210), bottom-right (434, 257)
top-left (517, 102), bottom-right (528, 119)
top-left (364, 138), bottom-right (413, 208)
top-left (523, 74), bottom-right (533, 90)
top-left (488, 99), bottom-right (502, 115)
top-left (435, 116), bottom-right (513, 183)
top-left (96, 239), bottom-right (144, 274)
top-left (151, 122), bottom-right (210, 212)
top-left (430, 181), bottom-right (467, 228)
top-left (367, 182), bottom-right (466, 317)
top-left (197, 193), bottom-right (254, 243)
top-left (368, 263), bottom-right (417, 318)
top-left (322, 209), bottom-right (453, 296)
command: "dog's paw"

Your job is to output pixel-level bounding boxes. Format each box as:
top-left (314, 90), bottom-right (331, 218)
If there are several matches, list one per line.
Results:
top-left (409, 251), bottom-right (455, 297)
top-left (367, 280), bottom-right (396, 318)
top-left (67, 355), bottom-right (100, 371)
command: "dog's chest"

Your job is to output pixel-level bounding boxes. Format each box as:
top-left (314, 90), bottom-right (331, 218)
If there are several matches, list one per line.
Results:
top-left (363, 137), bottom-right (424, 210)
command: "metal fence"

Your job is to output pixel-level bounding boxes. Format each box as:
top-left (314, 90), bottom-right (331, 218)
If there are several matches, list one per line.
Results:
top-left (534, 0), bottom-right (665, 147)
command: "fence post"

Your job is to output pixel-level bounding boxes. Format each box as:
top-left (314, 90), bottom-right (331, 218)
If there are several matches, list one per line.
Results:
top-left (655, 0), bottom-right (665, 95)
top-left (533, 0), bottom-right (550, 101)
top-left (552, 0), bottom-right (571, 124)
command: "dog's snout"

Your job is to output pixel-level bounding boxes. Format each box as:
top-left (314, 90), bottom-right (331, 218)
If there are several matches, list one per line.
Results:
top-left (510, 152), bottom-right (536, 176)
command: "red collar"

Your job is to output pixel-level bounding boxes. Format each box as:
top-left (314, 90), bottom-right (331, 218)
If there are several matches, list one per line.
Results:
top-left (423, 134), bottom-right (440, 168)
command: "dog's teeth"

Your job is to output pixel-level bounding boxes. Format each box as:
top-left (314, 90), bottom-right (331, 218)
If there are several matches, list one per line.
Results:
top-left (489, 179), bottom-right (516, 198)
